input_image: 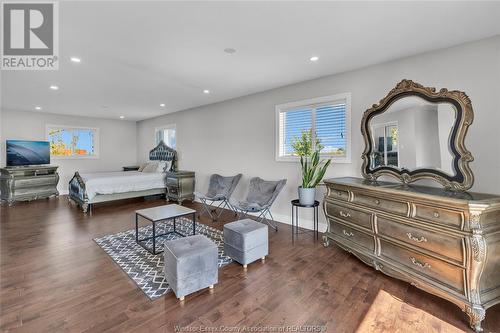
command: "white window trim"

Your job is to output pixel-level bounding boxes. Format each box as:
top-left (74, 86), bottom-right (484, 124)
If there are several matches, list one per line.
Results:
top-left (46, 124), bottom-right (100, 159)
top-left (275, 92), bottom-right (351, 163)
top-left (371, 120), bottom-right (400, 168)
top-left (154, 123), bottom-right (176, 147)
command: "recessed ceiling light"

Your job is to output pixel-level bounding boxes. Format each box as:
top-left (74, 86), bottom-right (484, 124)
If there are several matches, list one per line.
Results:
top-left (70, 57), bottom-right (81, 63)
top-left (224, 48), bottom-right (236, 54)
top-left (160, 103), bottom-right (165, 107)
top-left (203, 89), bottom-right (210, 94)
top-left (309, 56), bottom-right (319, 62)
top-left (119, 115), bottom-right (125, 119)
top-left (35, 106), bottom-right (42, 110)
top-left (50, 85), bottom-right (59, 90)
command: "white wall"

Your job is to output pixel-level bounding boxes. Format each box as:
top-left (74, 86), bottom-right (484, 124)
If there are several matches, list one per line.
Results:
top-left (414, 106), bottom-right (441, 169)
top-left (0, 110), bottom-right (137, 193)
top-left (137, 36), bottom-right (500, 231)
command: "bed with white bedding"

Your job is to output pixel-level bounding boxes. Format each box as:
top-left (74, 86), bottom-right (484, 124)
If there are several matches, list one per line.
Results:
top-left (68, 141), bottom-right (177, 213)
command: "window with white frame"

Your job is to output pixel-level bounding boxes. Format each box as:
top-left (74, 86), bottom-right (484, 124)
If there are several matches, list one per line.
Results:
top-left (276, 93), bottom-right (351, 162)
top-left (371, 121), bottom-right (399, 168)
top-left (47, 125), bottom-right (99, 158)
top-left (155, 124), bottom-right (176, 149)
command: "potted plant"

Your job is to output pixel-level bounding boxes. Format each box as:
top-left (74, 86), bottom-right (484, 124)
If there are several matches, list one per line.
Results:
top-left (292, 130), bottom-right (332, 205)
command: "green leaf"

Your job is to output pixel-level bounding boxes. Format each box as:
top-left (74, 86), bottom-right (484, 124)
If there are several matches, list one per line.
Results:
top-left (292, 128), bottom-right (332, 188)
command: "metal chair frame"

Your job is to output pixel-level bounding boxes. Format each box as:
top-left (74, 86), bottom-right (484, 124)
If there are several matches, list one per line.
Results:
top-left (235, 205), bottom-right (278, 231)
top-left (196, 174), bottom-right (242, 220)
top-left (199, 196), bottom-right (236, 220)
top-left (231, 177), bottom-right (286, 231)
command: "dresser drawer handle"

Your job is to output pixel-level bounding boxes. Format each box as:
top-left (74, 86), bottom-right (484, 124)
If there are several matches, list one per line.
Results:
top-left (336, 191), bottom-right (343, 196)
top-left (406, 232), bottom-right (428, 243)
top-left (374, 199), bottom-right (380, 205)
top-left (339, 211), bottom-right (351, 218)
top-left (410, 257), bottom-right (431, 269)
top-left (433, 211), bottom-right (440, 218)
top-left (342, 230), bottom-right (354, 237)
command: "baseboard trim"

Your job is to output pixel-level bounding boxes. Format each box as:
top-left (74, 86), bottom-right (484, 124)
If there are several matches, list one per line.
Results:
top-left (193, 198), bottom-right (327, 232)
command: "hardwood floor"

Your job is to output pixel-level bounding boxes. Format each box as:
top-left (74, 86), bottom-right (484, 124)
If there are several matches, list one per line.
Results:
top-left (1, 196), bottom-right (499, 333)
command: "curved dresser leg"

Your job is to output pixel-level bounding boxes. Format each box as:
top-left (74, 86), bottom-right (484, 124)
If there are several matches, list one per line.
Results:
top-left (464, 305), bottom-right (485, 332)
top-left (322, 235), bottom-right (331, 247)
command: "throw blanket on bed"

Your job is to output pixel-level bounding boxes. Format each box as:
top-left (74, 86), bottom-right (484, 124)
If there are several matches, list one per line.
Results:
top-left (80, 171), bottom-right (165, 200)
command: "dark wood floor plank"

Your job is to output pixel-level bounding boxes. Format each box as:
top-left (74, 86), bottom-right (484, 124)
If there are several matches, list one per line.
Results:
top-left (1, 196), bottom-right (499, 333)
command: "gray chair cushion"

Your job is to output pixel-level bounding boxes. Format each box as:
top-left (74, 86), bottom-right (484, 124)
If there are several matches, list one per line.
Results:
top-left (197, 174), bottom-right (243, 201)
top-left (194, 191), bottom-right (226, 201)
top-left (229, 199), bottom-right (263, 212)
top-left (246, 178), bottom-right (279, 206)
top-left (231, 177), bottom-right (286, 212)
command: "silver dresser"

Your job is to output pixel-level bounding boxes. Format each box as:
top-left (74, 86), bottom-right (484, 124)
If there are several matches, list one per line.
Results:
top-left (0, 166), bottom-right (59, 205)
top-left (165, 170), bottom-right (195, 204)
top-left (323, 177), bottom-right (500, 332)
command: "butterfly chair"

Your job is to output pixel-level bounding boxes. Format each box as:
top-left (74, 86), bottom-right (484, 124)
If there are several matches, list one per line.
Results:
top-left (195, 173), bottom-right (242, 220)
top-left (230, 177), bottom-right (287, 231)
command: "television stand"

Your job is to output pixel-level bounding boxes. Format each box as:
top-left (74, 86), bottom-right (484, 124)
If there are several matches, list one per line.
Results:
top-left (0, 165), bottom-right (59, 205)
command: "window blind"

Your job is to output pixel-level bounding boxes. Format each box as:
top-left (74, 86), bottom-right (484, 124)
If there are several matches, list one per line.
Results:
top-left (316, 103), bottom-right (346, 155)
top-left (278, 101), bottom-right (347, 157)
top-left (281, 108), bottom-right (312, 156)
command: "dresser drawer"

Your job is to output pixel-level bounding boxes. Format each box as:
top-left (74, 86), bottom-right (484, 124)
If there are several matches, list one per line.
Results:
top-left (14, 176), bottom-right (57, 188)
top-left (413, 204), bottom-right (464, 229)
top-left (13, 188), bottom-right (57, 200)
top-left (331, 221), bottom-right (375, 252)
top-left (327, 184), bottom-right (350, 202)
top-left (325, 202), bottom-right (373, 231)
top-left (377, 216), bottom-right (465, 264)
top-left (380, 240), bottom-right (465, 294)
top-left (352, 192), bottom-right (409, 216)
top-left (166, 177), bottom-right (178, 187)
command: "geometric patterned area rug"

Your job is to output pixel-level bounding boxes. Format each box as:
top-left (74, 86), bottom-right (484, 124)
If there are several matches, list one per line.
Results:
top-left (94, 217), bottom-right (232, 300)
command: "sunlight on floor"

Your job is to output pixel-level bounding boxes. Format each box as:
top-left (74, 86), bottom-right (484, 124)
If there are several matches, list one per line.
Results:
top-left (356, 290), bottom-right (465, 333)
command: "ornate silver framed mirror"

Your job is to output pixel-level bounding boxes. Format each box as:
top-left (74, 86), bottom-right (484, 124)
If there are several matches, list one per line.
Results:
top-left (361, 80), bottom-right (474, 191)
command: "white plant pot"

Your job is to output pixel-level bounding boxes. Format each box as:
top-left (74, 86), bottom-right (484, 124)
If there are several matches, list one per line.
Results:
top-left (298, 187), bottom-right (316, 206)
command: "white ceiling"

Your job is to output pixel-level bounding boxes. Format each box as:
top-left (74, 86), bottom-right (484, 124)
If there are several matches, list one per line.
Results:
top-left (2, 1), bottom-right (500, 121)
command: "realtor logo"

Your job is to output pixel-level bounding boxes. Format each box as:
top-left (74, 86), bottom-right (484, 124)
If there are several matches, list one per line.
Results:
top-left (1, 2), bottom-right (59, 70)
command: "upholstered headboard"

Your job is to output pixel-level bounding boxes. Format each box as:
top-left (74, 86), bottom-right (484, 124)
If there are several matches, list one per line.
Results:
top-left (149, 140), bottom-right (177, 172)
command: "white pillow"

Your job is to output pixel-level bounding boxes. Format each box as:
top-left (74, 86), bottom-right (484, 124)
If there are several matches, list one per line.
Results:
top-left (156, 161), bottom-right (169, 173)
top-left (142, 162), bottom-right (159, 173)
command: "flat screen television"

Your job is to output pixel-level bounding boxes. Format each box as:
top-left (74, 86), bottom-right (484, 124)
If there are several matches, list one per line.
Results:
top-left (6, 140), bottom-right (50, 167)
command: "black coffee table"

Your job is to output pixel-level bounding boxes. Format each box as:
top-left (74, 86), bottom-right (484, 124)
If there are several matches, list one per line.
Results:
top-left (135, 204), bottom-right (196, 255)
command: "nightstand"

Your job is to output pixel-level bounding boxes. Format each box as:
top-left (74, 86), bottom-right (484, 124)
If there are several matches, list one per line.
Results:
top-left (123, 166), bottom-right (140, 171)
top-left (165, 170), bottom-right (195, 204)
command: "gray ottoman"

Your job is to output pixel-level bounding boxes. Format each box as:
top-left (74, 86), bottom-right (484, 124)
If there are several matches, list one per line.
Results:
top-left (164, 235), bottom-right (218, 301)
top-left (224, 219), bottom-right (268, 269)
